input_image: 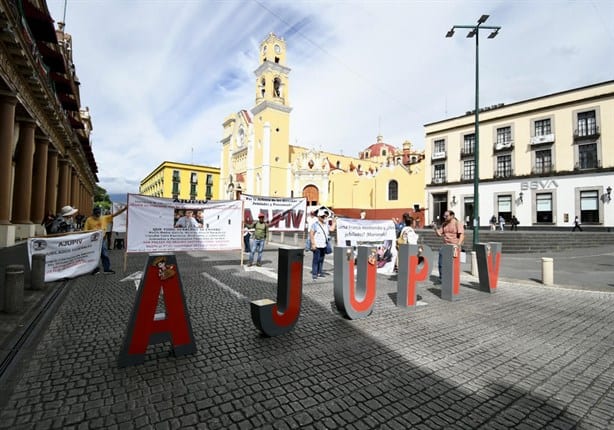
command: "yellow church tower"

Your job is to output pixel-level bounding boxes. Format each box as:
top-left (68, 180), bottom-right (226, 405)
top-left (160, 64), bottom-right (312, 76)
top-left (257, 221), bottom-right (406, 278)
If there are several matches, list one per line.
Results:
top-left (250, 33), bottom-right (292, 197)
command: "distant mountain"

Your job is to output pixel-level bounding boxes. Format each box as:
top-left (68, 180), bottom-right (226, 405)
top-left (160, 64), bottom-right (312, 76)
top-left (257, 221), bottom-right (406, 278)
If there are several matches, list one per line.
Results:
top-left (108, 193), bottom-right (128, 204)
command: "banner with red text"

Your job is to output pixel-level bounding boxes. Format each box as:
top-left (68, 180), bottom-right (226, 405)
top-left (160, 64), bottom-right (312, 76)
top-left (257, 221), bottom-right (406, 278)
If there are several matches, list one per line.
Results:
top-left (126, 194), bottom-right (243, 253)
top-left (241, 194), bottom-right (307, 231)
top-left (28, 231), bottom-right (104, 282)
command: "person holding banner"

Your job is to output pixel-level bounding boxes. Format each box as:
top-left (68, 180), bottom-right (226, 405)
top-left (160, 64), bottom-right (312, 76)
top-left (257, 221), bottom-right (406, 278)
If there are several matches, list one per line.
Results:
top-left (246, 214), bottom-right (269, 267)
top-left (309, 208), bottom-right (336, 280)
top-left (84, 205), bottom-right (128, 275)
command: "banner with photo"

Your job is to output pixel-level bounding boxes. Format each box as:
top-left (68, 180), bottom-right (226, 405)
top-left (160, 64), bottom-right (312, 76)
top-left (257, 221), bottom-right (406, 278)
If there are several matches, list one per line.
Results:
top-left (28, 231), bottom-right (104, 282)
top-left (335, 218), bottom-right (398, 274)
top-left (126, 194), bottom-right (243, 253)
top-left (112, 201), bottom-right (127, 233)
top-left (241, 194), bottom-right (307, 231)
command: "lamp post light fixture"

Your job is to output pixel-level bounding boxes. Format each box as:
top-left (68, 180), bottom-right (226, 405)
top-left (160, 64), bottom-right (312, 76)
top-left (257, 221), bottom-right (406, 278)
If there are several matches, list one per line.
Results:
top-left (519, 191), bottom-right (523, 204)
top-left (446, 14), bottom-right (501, 249)
top-left (607, 186), bottom-right (612, 202)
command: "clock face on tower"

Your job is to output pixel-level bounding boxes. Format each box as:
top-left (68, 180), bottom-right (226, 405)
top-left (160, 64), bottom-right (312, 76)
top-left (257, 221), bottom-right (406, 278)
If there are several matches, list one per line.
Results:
top-left (274, 44), bottom-right (281, 54)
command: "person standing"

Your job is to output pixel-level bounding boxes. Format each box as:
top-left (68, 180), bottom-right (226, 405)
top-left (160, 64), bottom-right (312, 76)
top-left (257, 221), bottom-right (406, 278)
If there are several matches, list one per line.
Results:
top-left (433, 210), bottom-right (464, 283)
top-left (572, 216), bottom-right (583, 232)
top-left (84, 205), bottom-right (127, 274)
top-left (498, 215), bottom-right (505, 231)
top-left (510, 215), bottom-right (519, 231)
top-left (490, 215), bottom-right (497, 231)
top-left (309, 208), bottom-right (336, 280)
top-left (246, 213), bottom-right (269, 267)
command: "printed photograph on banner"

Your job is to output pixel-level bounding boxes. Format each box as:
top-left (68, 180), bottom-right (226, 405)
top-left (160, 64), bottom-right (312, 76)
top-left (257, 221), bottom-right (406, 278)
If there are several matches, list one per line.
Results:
top-left (240, 194), bottom-right (307, 232)
top-left (173, 208), bottom-right (205, 228)
top-left (335, 218), bottom-right (398, 274)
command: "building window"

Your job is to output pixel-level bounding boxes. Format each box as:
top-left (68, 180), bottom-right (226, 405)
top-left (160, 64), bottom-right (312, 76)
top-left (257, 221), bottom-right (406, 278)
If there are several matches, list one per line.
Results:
top-left (495, 154), bottom-right (512, 178)
top-left (191, 172), bottom-right (198, 184)
top-left (190, 183), bottom-right (197, 197)
top-left (462, 134), bottom-right (474, 156)
top-left (433, 164), bottom-right (446, 183)
top-left (434, 139), bottom-right (445, 153)
top-left (497, 195), bottom-right (512, 223)
top-left (578, 143), bottom-right (598, 169)
top-left (580, 190), bottom-right (599, 223)
top-left (206, 185), bottom-right (212, 199)
top-left (535, 119), bottom-right (551, 136)
top-left (536, 193), bottom-right (553, 223)
top-left (577, 111), bottom-right (597, 137)
top-left (172, 182), bottom-right (179, 195)
top-left (496, 126), bottom-right (512, 146)
top-left (172, 170), bottom-right (180, 182)
top-left (462, 159), bottom-right (474, 181)
top-left (534, 149), bottom-right (552, 174)
top-left (388, 180), bottom-right (398, 201)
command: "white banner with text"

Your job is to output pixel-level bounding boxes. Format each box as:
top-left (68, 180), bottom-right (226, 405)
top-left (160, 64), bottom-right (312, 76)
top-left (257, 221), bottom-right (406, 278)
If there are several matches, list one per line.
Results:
top-left (28, 231), bottom-right (103, 282)
top-left (241, 194), bottom-right (307, 231)
top-left (126, 194), bottom-right (243, 253)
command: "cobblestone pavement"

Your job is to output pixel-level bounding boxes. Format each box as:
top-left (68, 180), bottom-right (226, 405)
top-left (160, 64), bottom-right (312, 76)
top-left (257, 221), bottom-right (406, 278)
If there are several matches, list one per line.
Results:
top-left (1, 247), bottom-right (613, 429)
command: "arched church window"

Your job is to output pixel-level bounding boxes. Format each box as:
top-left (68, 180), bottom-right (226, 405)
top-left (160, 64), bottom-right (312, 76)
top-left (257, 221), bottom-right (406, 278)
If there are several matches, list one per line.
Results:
top-left (308, 159), bottom-right (314, 169)
top-left (260, 78), bottom-right (266, 97)
top-left (273, 78), bottom-right (281, 97)
top-left (388, 180), bottom-right (399, 201)
top-left (336, 161), bottom-right (340, 169)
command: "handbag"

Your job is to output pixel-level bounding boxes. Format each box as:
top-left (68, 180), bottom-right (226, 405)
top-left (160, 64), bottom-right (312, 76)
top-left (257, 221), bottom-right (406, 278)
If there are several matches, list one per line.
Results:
top-left (325, 238), bottom-right (333, 254)
top-left (317, 223), bottom-right (333, 254)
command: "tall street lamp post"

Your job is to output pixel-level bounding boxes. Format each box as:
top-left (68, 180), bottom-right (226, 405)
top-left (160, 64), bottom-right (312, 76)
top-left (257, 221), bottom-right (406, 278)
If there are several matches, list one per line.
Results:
top-left (446, 15), bottom-right (500, 249)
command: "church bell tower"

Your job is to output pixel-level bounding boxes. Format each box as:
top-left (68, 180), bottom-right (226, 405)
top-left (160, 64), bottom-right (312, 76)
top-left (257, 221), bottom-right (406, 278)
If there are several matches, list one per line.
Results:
top-left (250, 33), bottom-right (292, 197)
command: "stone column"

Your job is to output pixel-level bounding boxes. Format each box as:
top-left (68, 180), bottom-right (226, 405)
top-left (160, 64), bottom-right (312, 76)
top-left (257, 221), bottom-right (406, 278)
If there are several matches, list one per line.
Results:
top-left (57, 159), bottom-right (70, 208)
top-left (31, 137), bottom-right (49, 224)
top-left (11, 120), bottom-right (37, 223)
top-left (45, 149), bottom-right (59, 215)
top-left (0, 94), bottom-right (17, 225)
top-left (71, 170), bottom-right (80, 211)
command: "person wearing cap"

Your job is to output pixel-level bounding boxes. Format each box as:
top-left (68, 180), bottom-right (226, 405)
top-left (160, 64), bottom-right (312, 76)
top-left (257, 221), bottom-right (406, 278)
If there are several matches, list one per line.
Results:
top-left (245, 213), bottom-right (269, 267)
top-left (84, 205), bottom-right (127, 275)
top-left (309, 208), bottom-right (336, 280)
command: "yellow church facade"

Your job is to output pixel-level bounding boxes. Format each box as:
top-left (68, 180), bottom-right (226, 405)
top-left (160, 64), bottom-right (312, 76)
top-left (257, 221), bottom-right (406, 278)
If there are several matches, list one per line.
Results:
top-left (220, 33), bottom-right (426, 222)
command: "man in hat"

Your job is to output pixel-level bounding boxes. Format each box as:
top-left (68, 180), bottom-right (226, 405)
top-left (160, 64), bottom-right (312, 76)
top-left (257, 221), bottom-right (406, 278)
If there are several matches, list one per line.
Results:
top-left (244, 213), bottom-right (269, 267)
top-left (84, 205), bottom-right (127, 274)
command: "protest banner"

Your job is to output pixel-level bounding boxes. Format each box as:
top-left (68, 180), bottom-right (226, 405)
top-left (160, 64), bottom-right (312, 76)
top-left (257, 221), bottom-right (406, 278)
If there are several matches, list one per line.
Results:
top-left (112, 201), bottom-right (127, 233)
top-left (28, 231), bottom-right (103, 282)
top-left (126, 194), bottom-right (243, 253)
top-left (335, 218), bottom-right (397, 273)
top-left (241, 194), bottom-right (306, 231)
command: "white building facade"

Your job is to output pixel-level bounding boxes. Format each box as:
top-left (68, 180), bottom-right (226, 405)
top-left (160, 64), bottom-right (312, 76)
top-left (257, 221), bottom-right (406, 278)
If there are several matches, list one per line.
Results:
top-left (424, 81), bottom-right (614, 229)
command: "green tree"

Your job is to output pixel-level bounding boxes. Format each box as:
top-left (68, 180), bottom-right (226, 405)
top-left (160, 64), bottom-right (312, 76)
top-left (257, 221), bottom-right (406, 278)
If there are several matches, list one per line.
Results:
top-left (94, 185), bottom-right (112, 211)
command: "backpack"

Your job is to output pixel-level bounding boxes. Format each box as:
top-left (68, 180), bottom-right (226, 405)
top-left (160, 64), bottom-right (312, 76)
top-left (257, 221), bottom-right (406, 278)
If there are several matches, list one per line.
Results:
top-left (49, 216), bottom-right (68, 234)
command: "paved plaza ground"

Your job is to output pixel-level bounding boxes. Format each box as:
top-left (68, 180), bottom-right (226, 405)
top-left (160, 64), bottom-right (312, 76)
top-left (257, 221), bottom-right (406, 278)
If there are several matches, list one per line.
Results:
top-left (0, 245), bottom-right (613, 429)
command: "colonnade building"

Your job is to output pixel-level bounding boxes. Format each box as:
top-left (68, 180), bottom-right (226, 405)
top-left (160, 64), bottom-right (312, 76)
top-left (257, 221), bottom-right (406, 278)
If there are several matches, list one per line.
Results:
top-left (0, 1), bottom-right (98, 247)
top-left (424, 81), bottom-right (614, 229)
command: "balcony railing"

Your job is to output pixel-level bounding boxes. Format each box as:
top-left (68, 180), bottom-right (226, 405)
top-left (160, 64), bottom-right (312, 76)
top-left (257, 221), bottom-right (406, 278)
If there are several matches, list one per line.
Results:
top-left (530, 133), bottom-right (555, 145)
top-left (575, 159), bottom-right (601, 170)
top-left (460, 173), bottom-right (474, 182)
top-left (574, 126), bottom-right (600, 140)
top-left (431, 151), bottom-right (446, 160)
top-left (531, 165), bottom-right (553, 175)
top-left (494, 168), bottom-right (514, 179)
top-left (460, 147), bottom-right (474, 158)
top-left (432, 176), bottom-right (446, 184)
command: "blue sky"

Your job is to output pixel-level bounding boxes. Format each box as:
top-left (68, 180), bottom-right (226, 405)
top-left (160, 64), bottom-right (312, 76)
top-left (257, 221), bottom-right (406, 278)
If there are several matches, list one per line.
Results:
top-left (47, 0), bottom-right (614, 194)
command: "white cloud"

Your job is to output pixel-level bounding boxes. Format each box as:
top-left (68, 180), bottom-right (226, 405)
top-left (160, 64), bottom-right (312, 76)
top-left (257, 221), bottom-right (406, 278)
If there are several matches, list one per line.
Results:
top-left (47, 0), bottom-right (614, 193)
